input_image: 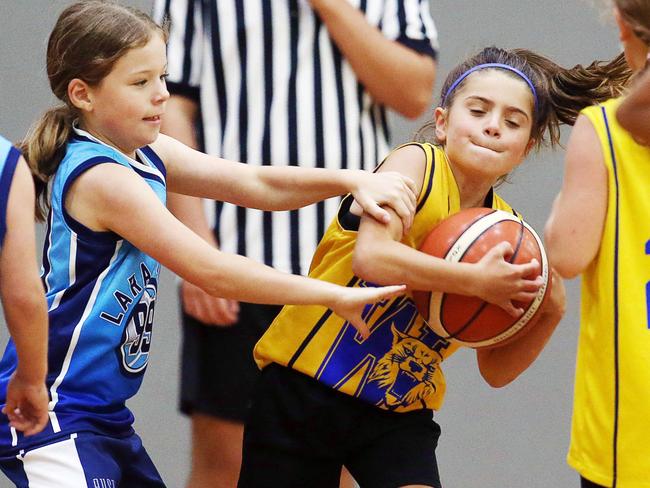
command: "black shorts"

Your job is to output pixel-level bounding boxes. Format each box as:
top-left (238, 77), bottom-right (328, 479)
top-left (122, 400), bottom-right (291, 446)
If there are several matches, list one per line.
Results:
top-left (179, 302), bottom-right (281, 422)
top-left (238, 364), bottom-right (442, 488)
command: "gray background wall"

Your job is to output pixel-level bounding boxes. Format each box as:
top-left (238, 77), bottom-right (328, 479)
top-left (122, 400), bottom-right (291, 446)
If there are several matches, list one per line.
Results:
top-left (0, 1), bottom-right (620, 487)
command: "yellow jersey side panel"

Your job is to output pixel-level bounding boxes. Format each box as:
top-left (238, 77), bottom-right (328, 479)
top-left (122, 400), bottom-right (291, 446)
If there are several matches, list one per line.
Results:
top-left (567, 99), bottom-right (650, 487)
top-left (255, 143), bottom-right (517, 413)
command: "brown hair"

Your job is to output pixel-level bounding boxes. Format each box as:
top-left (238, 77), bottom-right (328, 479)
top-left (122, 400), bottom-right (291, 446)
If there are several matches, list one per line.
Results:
top-left (615, 0), bottom-right (650, 45)
top-left (415, 46), bottom-right (631, 150)
top-left (22, 1), bottom-right (167, 220)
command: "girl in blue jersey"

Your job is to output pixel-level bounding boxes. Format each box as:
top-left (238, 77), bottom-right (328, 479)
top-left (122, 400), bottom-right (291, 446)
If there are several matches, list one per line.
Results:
top-left (0, 137), bottom-right (48, 439)
top-left (238, 48), bottom-right (629, 488)
top-left (0, 1), bottom-right (423, 486)
top-left (545, 1), bottom-right (650, 487)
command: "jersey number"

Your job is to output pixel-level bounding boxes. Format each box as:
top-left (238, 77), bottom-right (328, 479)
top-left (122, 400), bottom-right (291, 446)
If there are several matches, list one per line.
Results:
top-left (120, 284), bottom-right (156, 374)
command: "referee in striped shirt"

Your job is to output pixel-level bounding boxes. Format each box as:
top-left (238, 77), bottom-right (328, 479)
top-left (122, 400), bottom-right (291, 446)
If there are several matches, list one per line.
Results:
top-left (154, 1), bottom-right (438, 486)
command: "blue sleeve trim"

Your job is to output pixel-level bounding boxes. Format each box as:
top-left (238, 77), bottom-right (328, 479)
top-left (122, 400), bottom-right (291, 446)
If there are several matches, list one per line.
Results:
top-left (140, 146), bottom-right (167, 178)
top-left (0, 146), bottom-right (21, 246)
top-left (61, 157), bottom-right (121, 243)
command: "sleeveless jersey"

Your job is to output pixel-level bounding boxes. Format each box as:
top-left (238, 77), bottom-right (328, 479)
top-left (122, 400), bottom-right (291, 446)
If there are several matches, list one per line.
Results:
top-left (567, 99), bottom-right (650, 487)
top-left (0, 136), bottom-right (20, 246)
top-left (0, 128), bottom-right (167, 453)
top-left (254, 143), bottom-right (517, 412)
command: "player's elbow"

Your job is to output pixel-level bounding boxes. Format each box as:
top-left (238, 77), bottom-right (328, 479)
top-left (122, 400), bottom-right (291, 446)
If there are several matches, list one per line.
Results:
top-left (2, 285), bottom-right (47, 319)
top-left (351, 252), bottom-right (374, 282)
top-left (199, 273), bottom-right (233, 298)
top-left (398, 92), bottom-right (433, 120)
top-left (479, 365), bottom-right (519, 389)
top-left (352, 241), bottom-right (384, 283)
top-left (395, 82), bottom-right (435, 120)
top-left (390, 62), bottom-right (436, 119)
top-left (188, 263), bottom-right (230, 298)
top-left (484, 373), bottom-right (517, 389)
top-left (477, 351), bottom-right (522, 388)
top-left (544, 247), bottom-right (584, 280)
top-left (544, 232), bottom-right (586, 280)
top-left (553, 262), bottom-right (582, 280)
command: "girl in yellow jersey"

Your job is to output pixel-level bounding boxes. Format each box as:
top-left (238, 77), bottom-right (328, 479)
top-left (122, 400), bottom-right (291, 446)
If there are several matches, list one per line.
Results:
top-left (239, 47), bottom-right (629, 488)
top-left (545, 2), bottom-right (650, 487)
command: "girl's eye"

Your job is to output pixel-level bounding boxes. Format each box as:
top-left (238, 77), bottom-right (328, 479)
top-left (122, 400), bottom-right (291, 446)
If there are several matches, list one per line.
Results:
top-left (469, 108), bottom-right (485, 116)
top-left (506, 120), bottom-right (520, 128)
top-left (134, 79), bottom-right (147, 86)
top-left (160, 73), bottom-right (169, 81)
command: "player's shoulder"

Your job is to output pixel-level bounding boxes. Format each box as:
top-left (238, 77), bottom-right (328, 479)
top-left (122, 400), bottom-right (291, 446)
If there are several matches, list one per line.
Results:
top-left (381, 143), bottom-right (430, 173)
top-left (379, 143), bottom-right (432, 196)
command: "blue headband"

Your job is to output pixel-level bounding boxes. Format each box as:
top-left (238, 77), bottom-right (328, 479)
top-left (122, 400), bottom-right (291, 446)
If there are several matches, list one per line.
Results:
top-left (442, 63), bottom-right (538, 113)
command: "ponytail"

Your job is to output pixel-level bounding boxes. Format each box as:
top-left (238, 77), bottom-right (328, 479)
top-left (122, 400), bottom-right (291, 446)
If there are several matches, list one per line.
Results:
top-left (550, 54), bottom-right (630, 125)
top-left (20, 106), bottom-right (74, 221)
top-left (515, 50), bottom-right (631, 144)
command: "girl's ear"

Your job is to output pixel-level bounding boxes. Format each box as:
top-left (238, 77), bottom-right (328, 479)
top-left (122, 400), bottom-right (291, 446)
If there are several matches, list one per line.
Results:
top-left (434, 107), bottom-right (448, 143)
top-left (68, 79), bottom-right (93, 112)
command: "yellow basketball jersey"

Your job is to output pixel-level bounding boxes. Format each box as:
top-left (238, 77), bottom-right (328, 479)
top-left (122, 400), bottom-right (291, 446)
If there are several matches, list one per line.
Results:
top-left (254, 143), bottom-right (517, 412)
top-left (567, 99), bottom-right (650, 487)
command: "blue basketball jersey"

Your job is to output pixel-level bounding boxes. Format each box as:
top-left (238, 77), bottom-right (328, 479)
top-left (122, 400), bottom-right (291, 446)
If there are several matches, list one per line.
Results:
top-left (0, 127), bottom-right (167, 453)
top-left (0, 135), bottom-right (21, 247)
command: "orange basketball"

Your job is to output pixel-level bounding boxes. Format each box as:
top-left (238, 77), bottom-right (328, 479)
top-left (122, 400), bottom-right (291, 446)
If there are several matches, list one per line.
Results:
top-left (412, 208), bottom-right (551, 349)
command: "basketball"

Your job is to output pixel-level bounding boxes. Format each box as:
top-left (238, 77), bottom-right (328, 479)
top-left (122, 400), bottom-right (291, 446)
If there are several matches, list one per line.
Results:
top-left (412, 208), bottom-right (551, 349)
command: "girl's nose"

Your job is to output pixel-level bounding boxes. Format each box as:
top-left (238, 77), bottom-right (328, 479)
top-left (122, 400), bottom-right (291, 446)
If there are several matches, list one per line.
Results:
top-left (483, 117), bottom-right (501, 137)
top-left (154, 81), bottom-right (170, 104)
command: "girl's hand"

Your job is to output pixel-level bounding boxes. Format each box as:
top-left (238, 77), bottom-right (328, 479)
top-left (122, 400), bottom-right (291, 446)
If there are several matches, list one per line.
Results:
top-left (329, 284), bottom-right (407, 339)
top-left (471, 242), bottom-right (544, 317)
top-left (350, 171), bottom-right (417, 232)
top-left (2, 372), bottom-right (49, 436)
top-left (181, 280), bottom-right (240, 326)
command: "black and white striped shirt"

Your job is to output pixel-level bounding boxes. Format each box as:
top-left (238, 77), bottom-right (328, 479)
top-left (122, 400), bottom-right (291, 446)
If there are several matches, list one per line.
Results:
top-left (154, 0), bottom-right (438, 275)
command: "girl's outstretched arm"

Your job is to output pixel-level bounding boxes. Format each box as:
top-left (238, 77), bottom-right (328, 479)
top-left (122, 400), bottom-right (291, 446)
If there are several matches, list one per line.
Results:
top-left (66, 162), bottom-right (404, 338)
top-left (154, 134), bottom-right (417, 232)
top-left (0, 158), bottom-right (49, 436)
top-left (544, 114), bottom-right (607, 278)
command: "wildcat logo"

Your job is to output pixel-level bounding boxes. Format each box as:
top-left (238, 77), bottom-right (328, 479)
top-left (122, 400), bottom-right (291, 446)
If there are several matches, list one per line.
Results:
top-left (368, 324), bottom-right (441, 409)
top-left (119, 282), bottom-right (156, 374)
